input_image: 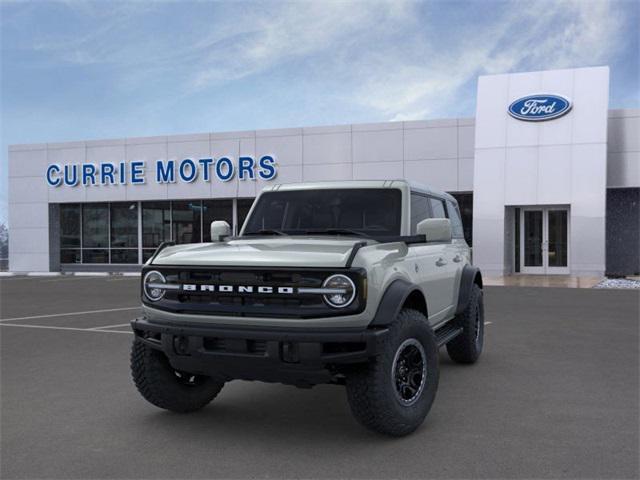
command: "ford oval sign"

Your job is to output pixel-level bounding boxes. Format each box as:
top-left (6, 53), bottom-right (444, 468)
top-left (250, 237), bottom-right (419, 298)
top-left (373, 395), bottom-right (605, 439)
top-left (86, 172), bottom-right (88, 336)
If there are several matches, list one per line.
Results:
top-left (508, 94), bottom-right (572, 121)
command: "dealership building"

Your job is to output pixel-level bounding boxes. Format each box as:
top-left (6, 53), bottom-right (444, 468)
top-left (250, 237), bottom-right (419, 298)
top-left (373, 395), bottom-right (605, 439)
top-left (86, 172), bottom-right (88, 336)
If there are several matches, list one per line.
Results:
top-left (7, 66), bottom-right (640, 277)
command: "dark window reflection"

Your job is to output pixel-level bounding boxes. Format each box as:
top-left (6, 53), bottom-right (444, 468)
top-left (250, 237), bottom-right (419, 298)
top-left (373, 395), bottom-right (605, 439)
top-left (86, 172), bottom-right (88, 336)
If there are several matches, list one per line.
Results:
top-left (548, 210), bottom-right (568, 267)
top-left (60, 249), bottom-right (81, 264)
top-left (111, 249), bottom-right (139, 264)
top-left (83, 249), bottom-right (109, 264)
top-left (203, 200), bottom-right (233, 241)
top-left (142, 249), bottom-right (157, 263)
top-left (237, 198), bottom-right (254, 233)
top-left (172, 201), bottom-right (202, 244)
top-left (514, 208), bottom-right (520, 273)
top-left (142, 202), bottom-right (171, 248)
top-left (83, 204), bottom-right (109, 248)
top-left (445, 200), bottom-right (465, 239)
top-left (524, 210), bottom-right (543, 267)
top-left (60, 204), bottom-right (81, 248)
top-left (450, 193), bottom-right (473, 246)
top-left (111, 203), bottom-right (138, 248)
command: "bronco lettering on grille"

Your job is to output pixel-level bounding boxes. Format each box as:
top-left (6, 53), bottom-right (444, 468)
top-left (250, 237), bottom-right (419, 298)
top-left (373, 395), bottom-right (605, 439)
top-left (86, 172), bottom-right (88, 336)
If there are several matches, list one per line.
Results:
top-left (182, 284), bottom-right (295, 294)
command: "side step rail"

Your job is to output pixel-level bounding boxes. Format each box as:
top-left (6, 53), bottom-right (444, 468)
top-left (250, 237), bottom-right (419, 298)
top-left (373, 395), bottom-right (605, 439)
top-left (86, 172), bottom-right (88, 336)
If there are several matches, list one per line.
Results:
top-left (435, 323), bottom-right (463, 348)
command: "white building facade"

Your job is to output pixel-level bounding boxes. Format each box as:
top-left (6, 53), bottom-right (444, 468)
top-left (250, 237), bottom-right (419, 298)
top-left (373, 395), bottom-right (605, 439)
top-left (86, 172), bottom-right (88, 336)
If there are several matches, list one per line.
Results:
top-left (7, 66), bottom-right (640, 276)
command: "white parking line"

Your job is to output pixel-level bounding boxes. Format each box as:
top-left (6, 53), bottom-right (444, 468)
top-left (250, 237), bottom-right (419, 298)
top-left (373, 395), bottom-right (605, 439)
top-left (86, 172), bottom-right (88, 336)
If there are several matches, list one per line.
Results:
top-left (0, 323), bottom-right (133, 334)
top-left (0, 307), bottom-right (140, 323)
top-left (41, 276), bottom-right (118, 283)
top-left (89, 323), bottom-right (132, 330)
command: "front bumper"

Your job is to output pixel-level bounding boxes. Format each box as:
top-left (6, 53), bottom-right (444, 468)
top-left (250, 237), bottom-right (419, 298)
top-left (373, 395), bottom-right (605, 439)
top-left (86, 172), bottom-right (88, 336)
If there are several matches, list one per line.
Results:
top-left (131, 317), bottom-right (389, 387)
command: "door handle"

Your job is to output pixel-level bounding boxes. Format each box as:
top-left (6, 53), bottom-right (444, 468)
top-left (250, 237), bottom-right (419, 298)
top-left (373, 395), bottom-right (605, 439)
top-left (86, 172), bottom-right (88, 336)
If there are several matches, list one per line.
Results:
top-left (436, 258), bottom-right (447, 267)
top-left (453, 255), bottom-right (463, 263)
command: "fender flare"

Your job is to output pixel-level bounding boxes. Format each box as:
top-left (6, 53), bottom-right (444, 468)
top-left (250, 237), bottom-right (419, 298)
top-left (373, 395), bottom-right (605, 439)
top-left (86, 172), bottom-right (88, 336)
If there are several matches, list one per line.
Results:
top-left (369, 279), bottom-right (425, 327)
top-left (455, 265), bottom-right (483, 315)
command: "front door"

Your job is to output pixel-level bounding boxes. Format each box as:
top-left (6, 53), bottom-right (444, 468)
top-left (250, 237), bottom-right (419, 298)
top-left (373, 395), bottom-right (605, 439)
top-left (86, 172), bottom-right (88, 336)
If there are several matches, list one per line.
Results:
top-left (520, 207), bottom-right (569, 274)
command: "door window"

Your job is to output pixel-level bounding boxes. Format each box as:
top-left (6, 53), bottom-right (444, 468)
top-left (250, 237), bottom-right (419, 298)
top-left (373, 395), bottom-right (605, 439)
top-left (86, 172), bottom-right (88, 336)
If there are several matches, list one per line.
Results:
top-left (523, 210), bottom-right (543, 267)
top-left (445, 200), bottom-right (465, 239)
top-left (547, 210), bottom-right (568, 267)
top-left (410, 194), bottom-right (430, 234)
top-left (429, 198), bottom-right (447, 218)
top-left (519, 207), bottom-right (569, 274)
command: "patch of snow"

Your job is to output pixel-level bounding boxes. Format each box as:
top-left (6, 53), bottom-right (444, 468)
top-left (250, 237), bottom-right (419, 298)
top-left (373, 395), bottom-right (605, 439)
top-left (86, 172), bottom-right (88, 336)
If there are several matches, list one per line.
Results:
top-left (593, 278), bottom-right (640, 289)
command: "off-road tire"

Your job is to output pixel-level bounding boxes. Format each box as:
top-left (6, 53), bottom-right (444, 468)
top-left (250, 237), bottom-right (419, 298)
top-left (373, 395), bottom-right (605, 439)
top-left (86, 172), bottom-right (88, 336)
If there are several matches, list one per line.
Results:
top-left (446, 284), bottom-right (484, 364)
top-left (131, 339), bottom-right (224, 413)
top-left (345, 309), bottom-right (439, 436)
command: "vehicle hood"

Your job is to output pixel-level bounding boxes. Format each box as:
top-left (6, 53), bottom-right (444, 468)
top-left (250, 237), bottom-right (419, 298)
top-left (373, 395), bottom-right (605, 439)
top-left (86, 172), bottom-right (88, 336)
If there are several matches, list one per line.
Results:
top-left (151, 237), bottom-right (371, 268)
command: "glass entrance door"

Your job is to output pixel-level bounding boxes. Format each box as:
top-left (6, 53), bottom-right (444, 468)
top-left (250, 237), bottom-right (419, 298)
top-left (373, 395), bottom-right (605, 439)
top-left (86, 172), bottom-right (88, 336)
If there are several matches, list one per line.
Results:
top-left (519, 207), bottom-right (569, 274)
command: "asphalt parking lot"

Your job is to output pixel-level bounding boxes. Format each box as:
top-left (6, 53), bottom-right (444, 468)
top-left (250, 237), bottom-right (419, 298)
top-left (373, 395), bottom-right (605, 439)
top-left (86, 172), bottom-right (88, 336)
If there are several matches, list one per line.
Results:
top-left (1, 276), bottom-right (638, 479)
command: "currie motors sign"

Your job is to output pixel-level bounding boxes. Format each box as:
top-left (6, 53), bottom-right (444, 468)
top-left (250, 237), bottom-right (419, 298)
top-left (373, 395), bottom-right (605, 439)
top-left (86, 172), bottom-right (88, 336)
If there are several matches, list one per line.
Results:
top-left (508, 94), bottom-right (572, 121)
top-left (46, 155), bottom-right (277, 187)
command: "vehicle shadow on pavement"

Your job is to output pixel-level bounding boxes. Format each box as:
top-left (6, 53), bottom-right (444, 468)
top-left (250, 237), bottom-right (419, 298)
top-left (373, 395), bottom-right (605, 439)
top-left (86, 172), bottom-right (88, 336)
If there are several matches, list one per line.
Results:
top-left (132, 356), bottom-right (462, 444)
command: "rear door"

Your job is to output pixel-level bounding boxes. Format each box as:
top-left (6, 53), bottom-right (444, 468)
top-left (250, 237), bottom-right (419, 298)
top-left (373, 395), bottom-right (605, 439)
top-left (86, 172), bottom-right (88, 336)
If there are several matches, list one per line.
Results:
top-left (409, 193), bottom-right (456, 324)
top-left (426, 196), bottom-right (459, 320)
top-left (444, 198), bottom-right (469, 307)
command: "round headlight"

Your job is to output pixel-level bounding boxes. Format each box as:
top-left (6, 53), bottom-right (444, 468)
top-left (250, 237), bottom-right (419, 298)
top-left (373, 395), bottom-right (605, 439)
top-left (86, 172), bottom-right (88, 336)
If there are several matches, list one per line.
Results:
top-left (322, 274), bottom-right (356, 308)
top-left (143, 270), bottom-right (166, 302)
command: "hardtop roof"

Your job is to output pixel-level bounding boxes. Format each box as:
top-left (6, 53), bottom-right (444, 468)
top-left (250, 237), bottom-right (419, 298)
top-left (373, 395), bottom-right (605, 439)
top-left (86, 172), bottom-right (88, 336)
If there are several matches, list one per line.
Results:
top-left (262, 179), bottom-right (456, 203)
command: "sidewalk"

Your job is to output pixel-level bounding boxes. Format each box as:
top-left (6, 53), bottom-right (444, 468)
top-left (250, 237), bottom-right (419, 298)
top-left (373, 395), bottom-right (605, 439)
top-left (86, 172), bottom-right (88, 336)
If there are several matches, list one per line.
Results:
top-left (483, 275), bottom-right (602, 288)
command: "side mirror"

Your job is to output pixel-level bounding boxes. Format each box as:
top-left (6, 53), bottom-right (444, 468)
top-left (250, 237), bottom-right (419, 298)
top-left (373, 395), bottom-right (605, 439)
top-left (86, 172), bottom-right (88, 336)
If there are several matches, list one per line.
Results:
top-left (210, 220), bottom-right (231, 242)
top-left (416, 218), bottom-right (452, 243)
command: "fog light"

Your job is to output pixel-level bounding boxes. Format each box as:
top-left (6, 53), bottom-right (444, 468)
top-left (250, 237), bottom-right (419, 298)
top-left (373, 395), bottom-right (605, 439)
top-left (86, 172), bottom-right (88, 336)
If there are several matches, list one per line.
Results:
top-left (322, 274), bottom-right (356, 308)
top-left (174, 336), bottom-right (190, 355)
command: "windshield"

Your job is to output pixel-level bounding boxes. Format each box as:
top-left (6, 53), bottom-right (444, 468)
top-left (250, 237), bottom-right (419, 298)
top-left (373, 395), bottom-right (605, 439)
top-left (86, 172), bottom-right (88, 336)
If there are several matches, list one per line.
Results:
top-left (242, 188), bottom-right (402, 237)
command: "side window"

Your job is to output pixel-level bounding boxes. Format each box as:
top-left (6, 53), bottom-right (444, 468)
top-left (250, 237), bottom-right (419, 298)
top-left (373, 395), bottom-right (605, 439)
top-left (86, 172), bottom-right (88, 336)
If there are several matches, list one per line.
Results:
top-left (446, 200), bottom-right (465, 238)
top-left (428, 197), bottom-right (447, 218)
top-left (410, 193), bottom-right (430, 234)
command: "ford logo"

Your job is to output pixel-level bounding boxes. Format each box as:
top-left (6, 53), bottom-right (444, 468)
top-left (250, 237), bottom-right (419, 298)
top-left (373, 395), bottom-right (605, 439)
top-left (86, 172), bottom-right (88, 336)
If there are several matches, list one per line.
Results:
top-left (508, 94), bottom-right (572, 121)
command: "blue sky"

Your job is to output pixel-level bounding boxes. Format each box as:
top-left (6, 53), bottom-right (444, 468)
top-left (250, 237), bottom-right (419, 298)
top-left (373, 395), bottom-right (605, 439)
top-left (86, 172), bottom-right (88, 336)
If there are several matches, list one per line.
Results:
top-left (1, 0), bottom-right (638, 225)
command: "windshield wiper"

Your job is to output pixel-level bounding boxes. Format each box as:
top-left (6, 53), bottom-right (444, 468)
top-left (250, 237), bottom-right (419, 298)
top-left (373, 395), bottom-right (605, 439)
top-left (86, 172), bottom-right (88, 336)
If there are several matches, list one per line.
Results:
top-left (243, 229), bottom-right (287, 236)
top-left (303, 228), bottom-right (371, 238)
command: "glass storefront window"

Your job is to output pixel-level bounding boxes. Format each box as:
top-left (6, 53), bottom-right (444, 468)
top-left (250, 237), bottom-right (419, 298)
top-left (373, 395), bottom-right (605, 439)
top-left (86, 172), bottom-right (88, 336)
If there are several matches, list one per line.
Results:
top-left (111, 203), bottom-right (138, 248)
top-left (142, 202), bottom-right (171, 248)
top-left (142, 249), bottom-right (156, 263)
top-left (83, 249), bottom-right (109, 264)
top-left (82, 204), bottom-right (109, 248)
top-left (60, 204), bottom-right (81, 248)
top-left (60, 249), bottom-right (81, 264)
top-left (172, 201), bottom-right (202, 244)
top-left (111, 249), bottom-right (139, 264)
top-left (59, 198), bottom-right (255, 265)
top-left (237, 198), bottom-right (254, 233)
top-left (202, 199), bottom-right (233, 241)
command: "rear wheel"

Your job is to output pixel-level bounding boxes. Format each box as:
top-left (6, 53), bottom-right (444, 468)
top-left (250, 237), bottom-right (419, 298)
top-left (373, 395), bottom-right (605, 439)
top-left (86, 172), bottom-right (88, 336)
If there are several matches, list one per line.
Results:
top-left (131, 339), bottom-right (225, 413)
top-left (345, 309), bottom-right (439, 436)
top-left (447, 284), bottom-right (484, 364)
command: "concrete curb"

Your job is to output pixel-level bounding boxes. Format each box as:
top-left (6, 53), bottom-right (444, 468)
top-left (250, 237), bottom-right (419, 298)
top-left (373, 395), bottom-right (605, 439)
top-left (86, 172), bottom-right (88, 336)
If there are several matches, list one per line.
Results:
top-left (1, 271), bottom-right (141, 277)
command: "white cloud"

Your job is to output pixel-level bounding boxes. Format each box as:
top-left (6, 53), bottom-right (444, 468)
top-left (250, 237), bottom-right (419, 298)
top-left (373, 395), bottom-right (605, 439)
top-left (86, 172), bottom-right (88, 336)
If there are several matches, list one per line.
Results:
top-left (189, 1), bottom-right (415, 89)
top-left (6, 0), bottom-right (630, 121)
top-left (349, 0), bottom-right (626, 120)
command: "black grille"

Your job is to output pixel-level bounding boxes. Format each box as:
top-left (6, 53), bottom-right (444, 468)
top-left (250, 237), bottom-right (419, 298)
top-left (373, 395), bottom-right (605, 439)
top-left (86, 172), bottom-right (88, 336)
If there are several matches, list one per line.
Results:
top-left (142, 266), bottom-right (366, 319)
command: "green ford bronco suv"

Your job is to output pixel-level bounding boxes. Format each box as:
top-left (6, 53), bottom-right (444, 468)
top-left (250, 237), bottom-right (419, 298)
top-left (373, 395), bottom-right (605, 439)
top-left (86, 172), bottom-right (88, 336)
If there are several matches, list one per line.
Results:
top-left (131, 180), bottom-right (484, 436)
